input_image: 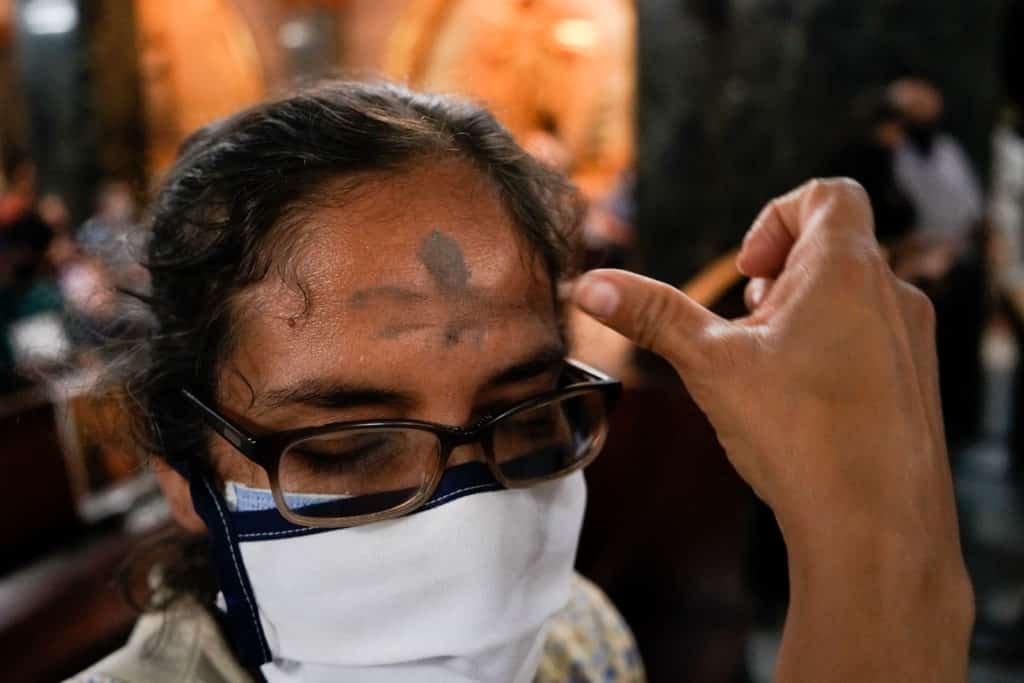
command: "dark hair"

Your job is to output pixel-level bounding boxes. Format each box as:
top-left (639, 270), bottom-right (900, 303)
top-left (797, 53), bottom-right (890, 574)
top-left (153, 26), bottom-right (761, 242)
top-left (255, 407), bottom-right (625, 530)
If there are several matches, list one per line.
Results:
top-left (120, 81), bottom-right (584, 470)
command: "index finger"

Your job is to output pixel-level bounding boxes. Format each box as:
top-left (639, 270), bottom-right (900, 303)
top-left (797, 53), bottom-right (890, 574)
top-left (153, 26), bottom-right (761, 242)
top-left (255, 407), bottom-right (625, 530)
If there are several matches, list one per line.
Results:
top-left (737, 178), bottom-right (877, 279)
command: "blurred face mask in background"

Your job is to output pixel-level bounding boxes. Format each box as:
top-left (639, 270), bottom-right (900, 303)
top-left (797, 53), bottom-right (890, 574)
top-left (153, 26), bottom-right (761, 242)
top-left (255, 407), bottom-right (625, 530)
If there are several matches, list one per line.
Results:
top-left (904, 120), bottom-right (940, 156)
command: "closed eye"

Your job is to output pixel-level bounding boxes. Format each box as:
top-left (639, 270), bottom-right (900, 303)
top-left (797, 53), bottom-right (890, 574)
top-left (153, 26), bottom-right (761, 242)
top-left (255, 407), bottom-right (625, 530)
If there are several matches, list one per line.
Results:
top-left (289, 434), bottom-right (392, 465)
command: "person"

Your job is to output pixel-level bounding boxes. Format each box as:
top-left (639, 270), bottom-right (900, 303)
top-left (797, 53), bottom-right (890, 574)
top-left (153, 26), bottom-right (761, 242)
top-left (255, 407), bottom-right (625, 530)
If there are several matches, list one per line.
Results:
top-left (888, 78), bottom-right (988, 446)
top-left (889, 78), bottom-right (984, 253)
top-left (62, 182), bottom-right (146, 354)
top-left (0, 203), bottom-right (64, 390)
top-left (0, 161), bottom-right (37, 227)
top-left (70, 82), bottom-right (972, 683)
top-left (992, 0), bottom-right (1024, 477)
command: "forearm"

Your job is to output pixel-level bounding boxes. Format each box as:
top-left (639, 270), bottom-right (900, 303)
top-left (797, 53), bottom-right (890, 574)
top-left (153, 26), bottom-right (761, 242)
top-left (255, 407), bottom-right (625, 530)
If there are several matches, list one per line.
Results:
top-left (776, 523), bottom-right (974, 682)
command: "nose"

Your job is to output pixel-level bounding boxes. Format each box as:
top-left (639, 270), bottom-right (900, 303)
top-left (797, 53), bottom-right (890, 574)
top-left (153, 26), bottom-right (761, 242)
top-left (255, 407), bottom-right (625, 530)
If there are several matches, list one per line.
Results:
top-left (447, 441), bottom-right (487, 468)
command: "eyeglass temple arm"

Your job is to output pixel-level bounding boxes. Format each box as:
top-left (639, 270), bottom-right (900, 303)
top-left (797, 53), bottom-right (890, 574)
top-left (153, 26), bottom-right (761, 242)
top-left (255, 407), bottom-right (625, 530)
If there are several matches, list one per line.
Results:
top-left (565, 358), bottom-right (623, 409)
top-left (181, 388), bottom-right (259, 456)
top-left (565, 358), bottom-right (616, 383)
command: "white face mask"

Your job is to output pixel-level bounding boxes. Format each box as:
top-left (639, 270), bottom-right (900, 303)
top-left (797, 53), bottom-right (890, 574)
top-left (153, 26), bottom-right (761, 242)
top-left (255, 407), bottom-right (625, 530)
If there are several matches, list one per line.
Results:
top-left (202, 466), bottom-right (587, 683)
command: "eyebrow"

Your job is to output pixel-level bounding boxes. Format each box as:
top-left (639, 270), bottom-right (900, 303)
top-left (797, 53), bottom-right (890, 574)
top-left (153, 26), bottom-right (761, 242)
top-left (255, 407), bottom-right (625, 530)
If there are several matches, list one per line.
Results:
top-left (258, 343), bottom-right (567, 413)
top-left (481, 343), bottom-right (566, 390)
top-left (260, 382), bottom-right (415, 412)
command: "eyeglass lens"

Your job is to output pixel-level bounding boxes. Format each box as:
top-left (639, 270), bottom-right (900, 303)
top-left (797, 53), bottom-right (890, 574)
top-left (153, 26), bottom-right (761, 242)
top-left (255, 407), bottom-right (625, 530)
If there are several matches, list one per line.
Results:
top-left (276, 391), bottom-right (606, 521)
top-left (278, 427), bottom-right (438, 519)
top-left (491, 391), bottom-right (606, 482)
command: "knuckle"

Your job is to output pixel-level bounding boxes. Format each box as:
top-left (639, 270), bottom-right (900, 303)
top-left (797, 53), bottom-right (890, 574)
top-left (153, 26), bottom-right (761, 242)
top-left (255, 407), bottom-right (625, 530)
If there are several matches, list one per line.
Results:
top-left (824, 178), bottom-right (872, 214)
top-left (830, 176), bottom-right (869, 202)
top-left (809, 177), bottom-right (876, 239)
top-left (801, 177), bottom-right (872, 219)
top-left (839, 181), bottom-right (873, 221)
top-left (802, 177), bottom-right (827, 201)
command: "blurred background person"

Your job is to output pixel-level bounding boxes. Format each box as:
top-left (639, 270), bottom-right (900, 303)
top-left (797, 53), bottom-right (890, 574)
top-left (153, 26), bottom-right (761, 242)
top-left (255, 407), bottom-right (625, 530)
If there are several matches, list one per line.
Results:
top-left (0, 196), bottom-right (60, 390)
top-left (889, 77), bottom-right (988, 448)
top-left (890, 78), bottom-right (985, 271)
top-left (63, 181), bottom-right (146, 355)
top-left (992, 0), bottom-right (1024, 479)
top-left (0, 160), bottom-right (36, 226)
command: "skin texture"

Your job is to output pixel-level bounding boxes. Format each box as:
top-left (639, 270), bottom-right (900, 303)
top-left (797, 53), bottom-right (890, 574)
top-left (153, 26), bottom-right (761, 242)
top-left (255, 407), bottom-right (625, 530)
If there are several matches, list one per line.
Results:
top-left (573, 179), bottom-right (973, 682)
top-left (159, 159), bottom-right (562, 525)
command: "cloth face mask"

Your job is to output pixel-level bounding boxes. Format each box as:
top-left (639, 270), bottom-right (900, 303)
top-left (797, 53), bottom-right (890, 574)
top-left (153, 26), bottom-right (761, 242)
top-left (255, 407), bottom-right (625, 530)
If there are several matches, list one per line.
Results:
top-left (190, 461), bottom-right (587, 683)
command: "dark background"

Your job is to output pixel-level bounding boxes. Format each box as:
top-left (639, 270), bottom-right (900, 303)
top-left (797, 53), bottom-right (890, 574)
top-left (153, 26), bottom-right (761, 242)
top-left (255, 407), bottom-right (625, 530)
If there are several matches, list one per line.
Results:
top-left (637, 0), bottom-right (1005, 283)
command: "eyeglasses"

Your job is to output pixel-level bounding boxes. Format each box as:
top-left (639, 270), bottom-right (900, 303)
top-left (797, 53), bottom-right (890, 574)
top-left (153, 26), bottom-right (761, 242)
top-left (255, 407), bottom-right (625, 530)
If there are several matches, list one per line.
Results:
top-left (181, 359), bottom-right (621, 528)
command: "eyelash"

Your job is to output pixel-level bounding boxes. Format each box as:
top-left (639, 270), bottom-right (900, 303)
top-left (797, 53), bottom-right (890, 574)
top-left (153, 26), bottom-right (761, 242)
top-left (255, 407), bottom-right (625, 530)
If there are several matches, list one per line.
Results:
top-left (290, 438), bottom-right (393, 474)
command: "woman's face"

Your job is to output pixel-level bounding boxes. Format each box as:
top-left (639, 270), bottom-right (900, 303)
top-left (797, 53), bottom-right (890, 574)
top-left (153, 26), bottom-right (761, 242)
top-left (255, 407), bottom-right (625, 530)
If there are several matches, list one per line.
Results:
top-left (205, 159), bottom-right (564, 489)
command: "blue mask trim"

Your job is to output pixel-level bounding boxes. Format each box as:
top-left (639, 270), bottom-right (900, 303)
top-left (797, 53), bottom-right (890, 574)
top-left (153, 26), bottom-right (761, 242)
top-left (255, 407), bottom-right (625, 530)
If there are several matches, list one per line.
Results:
top-left (188, 472), bottom-right (272, 680)
top-left (232, 460), bottom-right (503, 542)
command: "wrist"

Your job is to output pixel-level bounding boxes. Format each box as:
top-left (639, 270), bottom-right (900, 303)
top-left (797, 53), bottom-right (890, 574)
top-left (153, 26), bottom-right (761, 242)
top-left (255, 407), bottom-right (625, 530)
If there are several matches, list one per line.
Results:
top-left (783, 503), bottom-right (972, 610)
top-left (789, 526), bottom-right (973, 618)
top-left (779, 514), bottom-right (974, 680)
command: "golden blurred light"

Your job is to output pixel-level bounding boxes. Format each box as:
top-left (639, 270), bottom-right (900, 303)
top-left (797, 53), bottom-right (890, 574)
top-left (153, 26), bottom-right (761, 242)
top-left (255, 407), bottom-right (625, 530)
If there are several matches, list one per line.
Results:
top-left (553, 18), bottom-right (598, 52)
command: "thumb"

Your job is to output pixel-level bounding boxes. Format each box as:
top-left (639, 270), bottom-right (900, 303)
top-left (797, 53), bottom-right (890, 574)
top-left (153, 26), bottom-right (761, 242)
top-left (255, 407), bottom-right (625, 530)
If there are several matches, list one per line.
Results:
top-left (572, 269), bottom-right (724, 371)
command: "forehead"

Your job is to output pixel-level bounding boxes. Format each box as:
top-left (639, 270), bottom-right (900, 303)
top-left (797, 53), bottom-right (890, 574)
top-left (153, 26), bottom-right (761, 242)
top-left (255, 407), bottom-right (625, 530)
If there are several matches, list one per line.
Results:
top-left (225, 159), bottom-right (560, 409)
top-left (292, 162), bottom-right (535, 299)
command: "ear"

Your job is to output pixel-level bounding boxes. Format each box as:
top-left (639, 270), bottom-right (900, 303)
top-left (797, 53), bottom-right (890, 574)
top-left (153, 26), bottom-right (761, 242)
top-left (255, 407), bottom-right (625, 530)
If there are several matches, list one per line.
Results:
top-left (153, 459), bottom-right (207, 533)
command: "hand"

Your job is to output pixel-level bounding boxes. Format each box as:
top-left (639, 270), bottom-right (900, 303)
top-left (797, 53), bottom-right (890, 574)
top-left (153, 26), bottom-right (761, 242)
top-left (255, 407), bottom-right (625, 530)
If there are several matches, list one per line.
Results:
top-left (572, 178), bottom-right (973, 681)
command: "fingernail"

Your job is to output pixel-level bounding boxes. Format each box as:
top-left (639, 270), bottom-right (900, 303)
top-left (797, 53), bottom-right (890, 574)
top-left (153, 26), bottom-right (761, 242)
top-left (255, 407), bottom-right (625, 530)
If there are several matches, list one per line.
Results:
top-left (575, 277), bottom-right (621, 319)
top-left (749, 279), bottom-right (765, 307)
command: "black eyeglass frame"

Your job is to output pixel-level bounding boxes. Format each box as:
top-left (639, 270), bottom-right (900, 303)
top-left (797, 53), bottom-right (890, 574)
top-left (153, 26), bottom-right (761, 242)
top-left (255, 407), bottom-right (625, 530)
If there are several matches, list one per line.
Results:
top-left (180, 358), bottom-right (621, 528)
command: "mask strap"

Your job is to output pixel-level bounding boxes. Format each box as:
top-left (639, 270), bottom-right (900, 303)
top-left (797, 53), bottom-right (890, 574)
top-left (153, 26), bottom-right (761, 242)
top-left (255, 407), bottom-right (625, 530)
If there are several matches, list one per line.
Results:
top-left (188, 471), bottom-right (273, 680)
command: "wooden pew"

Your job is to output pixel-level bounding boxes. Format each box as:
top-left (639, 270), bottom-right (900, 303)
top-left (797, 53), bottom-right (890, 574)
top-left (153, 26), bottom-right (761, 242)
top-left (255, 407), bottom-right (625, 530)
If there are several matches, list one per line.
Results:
top-left (0, 385), bottom-right (170, 683)
top-left (0, 388), bottom-right (80, 572)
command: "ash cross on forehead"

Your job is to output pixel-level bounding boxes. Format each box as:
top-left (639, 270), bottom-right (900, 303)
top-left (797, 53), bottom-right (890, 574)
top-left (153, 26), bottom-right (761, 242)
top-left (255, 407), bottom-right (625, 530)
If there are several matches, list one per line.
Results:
top-left (349, 230), bottom-right (489, 346)
top-left (418, 230), bottom-right (471, 293)
top-left (416, 230), bottom-right (476, 346)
